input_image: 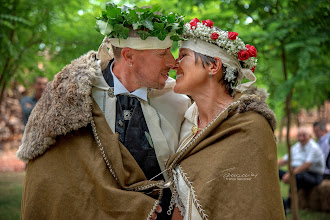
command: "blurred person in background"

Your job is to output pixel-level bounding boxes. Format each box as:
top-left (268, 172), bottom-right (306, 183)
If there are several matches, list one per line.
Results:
top-left (278, 127), bottom-right (325, 211)
top-left (20, 76), bottom-right (48, 126)
top-left (313, 121), bottom-right (330, 179)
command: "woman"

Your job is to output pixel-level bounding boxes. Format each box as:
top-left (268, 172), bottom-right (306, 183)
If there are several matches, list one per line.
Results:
top-left (165, 19), bottom-right (285, 219)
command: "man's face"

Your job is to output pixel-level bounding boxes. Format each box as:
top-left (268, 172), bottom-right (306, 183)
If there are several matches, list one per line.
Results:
top-left (34, 77), bottom-right (48, 98)
top-left (297, 131), bottom-right (310, 146)
top-left (313, 125), bottom-right (325, 140)
top-left (133, 47), bottom-right (175, 89)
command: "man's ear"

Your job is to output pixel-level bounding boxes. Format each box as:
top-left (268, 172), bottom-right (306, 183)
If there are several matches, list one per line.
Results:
top-left (208, 57), bottom-right (222, 77)
top-left (121, 48), bottom-right (134, 65)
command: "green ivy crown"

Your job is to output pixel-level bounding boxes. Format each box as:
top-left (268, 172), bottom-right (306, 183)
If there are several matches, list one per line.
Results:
top-left (96, 3), bottom-right (184, 41)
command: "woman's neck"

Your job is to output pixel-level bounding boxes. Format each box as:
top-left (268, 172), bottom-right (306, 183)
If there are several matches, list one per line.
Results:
top-left (191, 83), bottom-right (233, 128)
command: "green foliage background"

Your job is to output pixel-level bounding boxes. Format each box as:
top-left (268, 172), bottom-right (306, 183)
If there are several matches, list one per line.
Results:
top-left (1, 0), bottom-right (329, 121)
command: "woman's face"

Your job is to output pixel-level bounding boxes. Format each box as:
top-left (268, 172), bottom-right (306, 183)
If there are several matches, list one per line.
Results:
top-left (174, 48), bottom-right (209, 95)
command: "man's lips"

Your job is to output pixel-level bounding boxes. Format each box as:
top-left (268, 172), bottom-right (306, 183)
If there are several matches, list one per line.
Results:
top-left (161, 72), bottom-right (169, 78)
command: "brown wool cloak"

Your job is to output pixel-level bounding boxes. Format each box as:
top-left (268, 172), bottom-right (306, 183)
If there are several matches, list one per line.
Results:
top-left (166, 89), bottom-right (285, 219)
top-left (17, 51), bottom-right (165, 220)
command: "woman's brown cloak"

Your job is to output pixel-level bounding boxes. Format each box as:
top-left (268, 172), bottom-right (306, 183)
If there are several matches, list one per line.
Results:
top-left (166, 88), bottom-right (285, 219)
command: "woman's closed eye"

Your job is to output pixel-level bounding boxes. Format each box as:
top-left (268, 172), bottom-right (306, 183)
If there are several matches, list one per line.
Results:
top-left (177, 54), bottom-right (187, 63)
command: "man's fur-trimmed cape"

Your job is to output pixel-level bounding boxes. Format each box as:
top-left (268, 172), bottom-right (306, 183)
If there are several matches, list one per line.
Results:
top-left (17, 51), bottom-right (164, 219)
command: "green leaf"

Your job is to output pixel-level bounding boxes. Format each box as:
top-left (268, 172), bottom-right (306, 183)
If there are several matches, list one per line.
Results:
top-left (136, 8), bottom-right (150, 13)
top-left (106, 6), bottom-right (122, 19)
top-left (167, 12), bottom-right (176, 23)
top-left (0, 14), bottom-right (31, 25)
top-left (106, 2), bottom-right (117, 11)
top-left (96, 20), bottom-right (113, 36)
top-left (151, 5), bottom-right (162, 13)
top-left (156, 29), bottom-right (167, 40)
top-left (137, 30), bottom-right (151, 40)
top-left (170, 33), bottom-right (183, 41)
top-left (114, 24), bottom-right (130, 39)
top-left (0, 19), bottom-right (15, 29)
top-left (142, 19), bottom-right (154, 30)
top-left (132, 22), bottom-right (142, 30)
top-left (127, 9), bottom-right (139, 23)
top-left (153, 22), bottom-right (164, 30)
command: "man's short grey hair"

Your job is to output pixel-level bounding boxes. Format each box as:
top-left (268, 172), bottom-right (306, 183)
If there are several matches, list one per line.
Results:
top-left (111, 29), bottom-right (142, 59)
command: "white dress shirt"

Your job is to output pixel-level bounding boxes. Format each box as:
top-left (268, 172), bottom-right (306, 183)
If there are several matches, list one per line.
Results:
top-left (283, 139), bottom-right (325, 174)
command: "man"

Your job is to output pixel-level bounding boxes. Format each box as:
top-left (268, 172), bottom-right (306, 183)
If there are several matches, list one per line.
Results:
top-left (278, 127), bottom-right (325, 210)
top-left (20, 76), bottom-right (48, 126)
top-left (17, 4), bottom-right (190, 219)
top-left (313, 121), bottom-right (330, 179)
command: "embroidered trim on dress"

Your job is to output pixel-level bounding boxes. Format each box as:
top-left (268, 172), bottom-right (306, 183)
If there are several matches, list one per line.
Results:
top-left (146, 189), bottom-right (163, 220)
top-left (179, 165), bottom-right (208, 220)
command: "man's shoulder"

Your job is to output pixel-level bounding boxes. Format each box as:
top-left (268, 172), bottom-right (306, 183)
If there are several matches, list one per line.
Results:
top-left (21, 95), bottom-right (33, 102)
top-left (307, 139), bottom-right (323, 153)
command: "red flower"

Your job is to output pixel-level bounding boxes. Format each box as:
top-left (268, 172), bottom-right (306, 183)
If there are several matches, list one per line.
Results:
top-left (251, 66), bottom-right (256, 73)
top-left (202, 19), bottom-right (214, 28)
top-left (238, 50), bottom-right (249, 60)
top-left (190, 18), bottom-right (200, 29)
top-left (246, 44), bottom-right (257, 57)
top-left (228, 31), bottom-right (238, 40)
top-left (211, 32), bottom-right (219, 40)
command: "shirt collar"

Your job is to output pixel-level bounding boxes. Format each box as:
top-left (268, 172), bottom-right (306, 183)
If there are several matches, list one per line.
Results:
top-left (110, 62), bottom-right (148, 101)
top-left (184, 102), bottom-right (198, 126)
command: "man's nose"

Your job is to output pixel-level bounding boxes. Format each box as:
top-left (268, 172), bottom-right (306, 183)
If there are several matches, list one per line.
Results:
top-left (171, 59), bottom-right (180, 71)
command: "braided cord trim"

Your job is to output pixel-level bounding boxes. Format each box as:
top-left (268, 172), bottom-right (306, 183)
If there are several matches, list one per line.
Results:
top-left (91, 117), bottom-right (167, 192)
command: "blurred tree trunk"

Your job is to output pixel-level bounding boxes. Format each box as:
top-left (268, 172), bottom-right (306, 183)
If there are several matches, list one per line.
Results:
top-left (282, 40), bottom-right (299, 220)
top-left (278, 117), bottom-right (285, 143)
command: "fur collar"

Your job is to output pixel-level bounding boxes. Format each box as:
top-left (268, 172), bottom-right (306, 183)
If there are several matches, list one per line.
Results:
top-left (237, 87), bottom-right (276, 131)
top-left (17, 51), bottom-right (101, 162)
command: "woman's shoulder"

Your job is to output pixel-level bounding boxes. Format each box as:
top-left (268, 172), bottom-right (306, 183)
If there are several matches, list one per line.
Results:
top-left (234, 88), bottom-right (276, 131)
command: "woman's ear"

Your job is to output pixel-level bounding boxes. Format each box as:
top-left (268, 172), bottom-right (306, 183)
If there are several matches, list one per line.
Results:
top-left (208, 57), bottom-right (222, 77)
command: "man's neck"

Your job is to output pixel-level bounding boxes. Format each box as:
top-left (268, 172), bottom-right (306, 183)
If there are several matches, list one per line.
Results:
top-left (112, 61), bottom-right (140, 92)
